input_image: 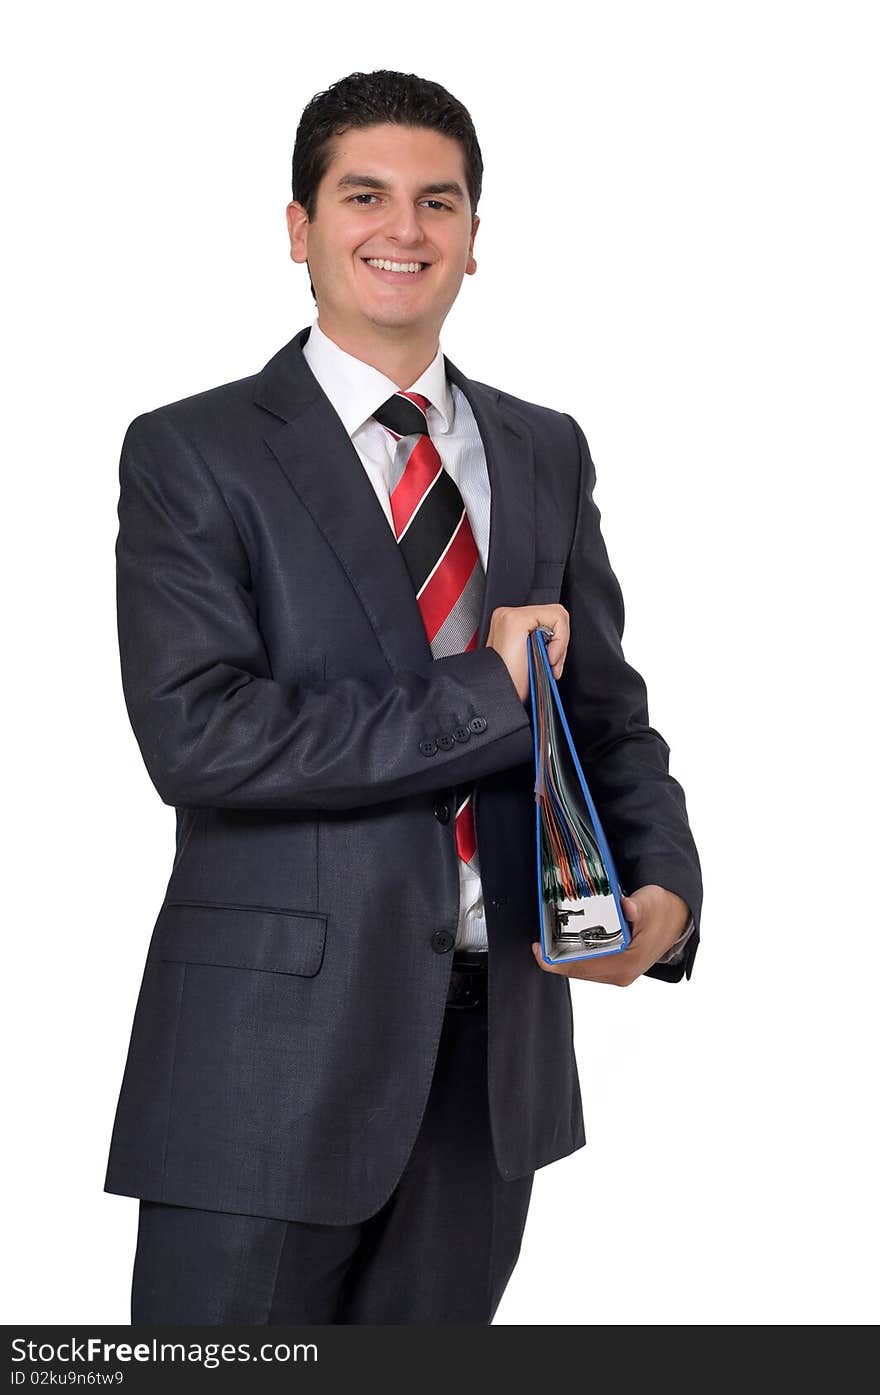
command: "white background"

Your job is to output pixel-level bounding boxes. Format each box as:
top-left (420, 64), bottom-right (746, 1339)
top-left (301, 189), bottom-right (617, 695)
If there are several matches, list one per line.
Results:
top-left (3, 0), bottom-right (877, 1326)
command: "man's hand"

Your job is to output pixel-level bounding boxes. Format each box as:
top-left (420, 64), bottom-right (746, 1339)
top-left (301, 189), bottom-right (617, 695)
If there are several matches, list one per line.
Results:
top-left (530, 885), bottom-right (690, 986)
top-left (486, 604), bottom-right (570, 703)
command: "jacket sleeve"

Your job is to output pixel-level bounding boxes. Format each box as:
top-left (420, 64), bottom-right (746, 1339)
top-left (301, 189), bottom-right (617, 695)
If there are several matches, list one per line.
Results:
top-left (115, 409), bottom-right (534, 812)
top-left (556, 413), bottom-right (703, 982)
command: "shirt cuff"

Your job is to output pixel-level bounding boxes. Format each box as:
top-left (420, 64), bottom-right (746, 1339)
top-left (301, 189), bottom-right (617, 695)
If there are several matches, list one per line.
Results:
top-left (654, 913), bottom-right (696, 966)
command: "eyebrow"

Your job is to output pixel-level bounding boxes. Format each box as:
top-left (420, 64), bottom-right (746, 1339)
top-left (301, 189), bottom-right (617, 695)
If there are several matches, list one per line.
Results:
top-left (335, 173), bottom-right (466, 202)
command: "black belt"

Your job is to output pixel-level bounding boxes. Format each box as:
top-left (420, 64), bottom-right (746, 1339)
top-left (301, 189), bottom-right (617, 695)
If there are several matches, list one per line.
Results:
top-left (447, 950), bottom-right (487, 1009)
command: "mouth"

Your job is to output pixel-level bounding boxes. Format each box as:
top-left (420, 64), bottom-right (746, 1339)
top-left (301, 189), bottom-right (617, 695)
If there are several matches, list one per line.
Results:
top-left (361, 257), bottom-right (431, 283)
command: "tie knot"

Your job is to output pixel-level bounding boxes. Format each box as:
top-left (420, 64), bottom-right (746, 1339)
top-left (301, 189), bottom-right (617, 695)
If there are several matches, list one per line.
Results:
top-left (372, 390), bottom-right (430, 437)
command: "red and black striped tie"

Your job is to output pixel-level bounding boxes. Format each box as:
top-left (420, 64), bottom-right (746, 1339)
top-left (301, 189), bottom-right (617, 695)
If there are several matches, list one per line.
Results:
top-left (372, 389), bottom-right (483, 874)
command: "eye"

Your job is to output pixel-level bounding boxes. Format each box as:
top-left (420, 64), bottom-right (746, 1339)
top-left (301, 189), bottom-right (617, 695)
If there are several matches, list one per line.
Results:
top-left (348, 194), bottom-right (453, 211)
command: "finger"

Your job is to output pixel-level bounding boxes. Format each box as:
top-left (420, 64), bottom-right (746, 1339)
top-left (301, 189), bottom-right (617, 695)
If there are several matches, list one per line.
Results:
top-left (547, 615), bottom-right (569, 656)
top-left (550, 645), bottom-right (568, 677)
top-left (620, 894), bottom-right (639, 924)
top-left (535, 607), bottom-right (568, 643)
top-left (531, 941), bottom-right (645, 984)
top-left (545, 631), bottom-right (568, 675)
top-left (534, 630), bottom-right (564, 677)
top-left (531, 942), bottom-right (569, 974)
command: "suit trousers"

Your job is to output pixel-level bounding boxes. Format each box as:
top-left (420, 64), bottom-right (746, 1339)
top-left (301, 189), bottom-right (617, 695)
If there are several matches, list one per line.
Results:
top-left (130, 951), bottom-right (535, 1324)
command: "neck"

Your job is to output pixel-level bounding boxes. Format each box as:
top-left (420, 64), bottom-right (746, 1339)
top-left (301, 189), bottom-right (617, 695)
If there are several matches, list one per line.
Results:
top-left (316, 314), bottom-right (440, 389)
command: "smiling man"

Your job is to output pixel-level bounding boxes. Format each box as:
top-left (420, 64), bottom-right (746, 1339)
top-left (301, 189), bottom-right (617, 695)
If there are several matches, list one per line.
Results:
top-left (288, 123), bottom-right (474, 384)
top-left (105, 69), bottom-right (701, 1326)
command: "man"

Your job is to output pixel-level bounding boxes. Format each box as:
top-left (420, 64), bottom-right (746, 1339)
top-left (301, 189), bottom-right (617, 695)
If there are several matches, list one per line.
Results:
top-left (104, 70), bottom-right (701, 1325)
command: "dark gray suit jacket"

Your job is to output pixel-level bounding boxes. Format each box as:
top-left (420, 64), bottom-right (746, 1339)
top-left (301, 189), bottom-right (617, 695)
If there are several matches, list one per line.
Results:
top-left (103, 325), bottom-right (702, 1225)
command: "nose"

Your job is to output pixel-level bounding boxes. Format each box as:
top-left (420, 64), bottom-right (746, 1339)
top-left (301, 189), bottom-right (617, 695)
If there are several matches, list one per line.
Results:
top-left (382, 199), bottom-right (427, 250)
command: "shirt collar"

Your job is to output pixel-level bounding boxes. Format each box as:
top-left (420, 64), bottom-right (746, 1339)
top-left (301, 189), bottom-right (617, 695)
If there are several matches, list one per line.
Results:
top-left (302, 316), bottom-right (454, 438)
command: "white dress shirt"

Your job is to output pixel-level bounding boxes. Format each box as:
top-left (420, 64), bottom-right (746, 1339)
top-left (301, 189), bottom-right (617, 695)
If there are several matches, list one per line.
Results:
top-left (302, 317), bottom-right (693, 965)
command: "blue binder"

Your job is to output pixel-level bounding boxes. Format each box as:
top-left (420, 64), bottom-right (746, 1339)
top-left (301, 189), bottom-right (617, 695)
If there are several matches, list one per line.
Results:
top-left (527, 626), bottom-right (631, 966)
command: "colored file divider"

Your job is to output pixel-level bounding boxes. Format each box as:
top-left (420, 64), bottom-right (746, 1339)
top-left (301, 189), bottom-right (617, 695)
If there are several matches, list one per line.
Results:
top-left (527, 626), bottom-right (630, 965)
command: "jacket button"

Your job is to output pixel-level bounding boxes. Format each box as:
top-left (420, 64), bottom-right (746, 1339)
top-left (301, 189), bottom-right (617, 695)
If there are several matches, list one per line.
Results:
top-left (419, 738), bottom-right (438, 757)
top-left (453, 724), bottom-right (471, 742)
top-left (468, 715), bottom-right (488, 734)
top-left (433, 799), bottom-right (450, 823)
top-left (437, 733), bottom-right (455, 751)
top-left (431, 929), bottom-right (455, 953)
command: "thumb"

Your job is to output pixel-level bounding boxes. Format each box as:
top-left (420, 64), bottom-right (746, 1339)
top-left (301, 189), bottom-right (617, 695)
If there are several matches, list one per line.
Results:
top-left (620, 893), bottom-right (639, 925)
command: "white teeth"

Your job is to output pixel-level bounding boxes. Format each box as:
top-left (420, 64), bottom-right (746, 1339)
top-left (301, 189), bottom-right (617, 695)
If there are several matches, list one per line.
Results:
top-left (365, 258), bottom-right (425, 273)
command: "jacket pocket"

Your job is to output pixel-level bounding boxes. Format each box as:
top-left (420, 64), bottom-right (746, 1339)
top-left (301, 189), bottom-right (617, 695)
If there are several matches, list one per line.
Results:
top-left (156, 899), bottom-right (327, 977)
top-left (528, 559), bottom-right (566, 602)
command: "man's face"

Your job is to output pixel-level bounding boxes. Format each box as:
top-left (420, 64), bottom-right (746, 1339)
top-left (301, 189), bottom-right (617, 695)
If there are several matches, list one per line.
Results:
top-left (286, 123), bottom-right (479, 342)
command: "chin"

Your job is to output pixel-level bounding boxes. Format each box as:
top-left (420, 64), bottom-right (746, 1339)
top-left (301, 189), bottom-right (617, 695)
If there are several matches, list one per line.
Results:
top-left (364, 304), bottom-right (425, 329)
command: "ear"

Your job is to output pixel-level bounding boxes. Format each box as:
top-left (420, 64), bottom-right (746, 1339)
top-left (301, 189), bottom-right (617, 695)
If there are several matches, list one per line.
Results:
top-left (465, 213), bottom-right (480, 276)
top-left (286, 200), bottom-right (310, 264)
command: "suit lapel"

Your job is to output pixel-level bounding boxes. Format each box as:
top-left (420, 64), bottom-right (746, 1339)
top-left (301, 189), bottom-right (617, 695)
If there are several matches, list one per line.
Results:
top-left (254, 326), bottom-right (536, 676)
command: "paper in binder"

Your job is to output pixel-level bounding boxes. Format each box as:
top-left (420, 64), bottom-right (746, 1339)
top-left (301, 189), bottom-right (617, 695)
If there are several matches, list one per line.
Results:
top-left (527, 625), bottom-right (631, 966)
